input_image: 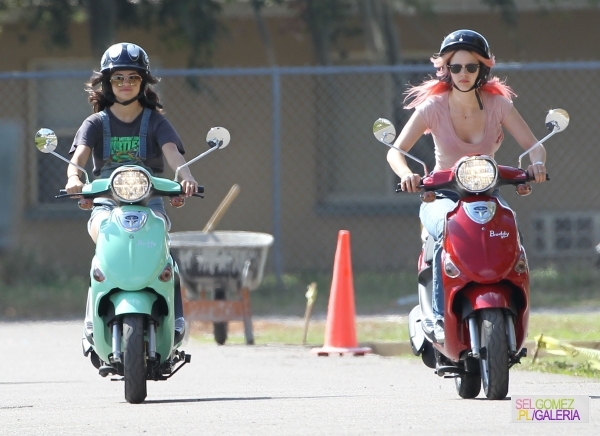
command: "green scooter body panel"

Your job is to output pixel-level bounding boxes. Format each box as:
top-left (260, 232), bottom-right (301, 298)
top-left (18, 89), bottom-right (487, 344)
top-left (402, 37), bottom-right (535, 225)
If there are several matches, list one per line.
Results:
top-left (90, 203), bottom-right (178, 364)
top-left (96, 206), bottom-right (169, 290)
top-left (91, 274), bottom-right (176, 363)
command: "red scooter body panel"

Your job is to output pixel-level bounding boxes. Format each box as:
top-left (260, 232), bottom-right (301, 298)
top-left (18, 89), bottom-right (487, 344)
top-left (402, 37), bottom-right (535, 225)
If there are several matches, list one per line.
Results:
top-left (434, 198), bottom-right (530, 361)
top-left (446, 197), bottom-right (520, 282)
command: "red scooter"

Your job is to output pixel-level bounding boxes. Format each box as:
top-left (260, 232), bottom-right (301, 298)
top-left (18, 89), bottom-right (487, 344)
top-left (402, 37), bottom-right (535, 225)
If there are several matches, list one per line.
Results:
top-left (372, 108), bottom-right (569, 400)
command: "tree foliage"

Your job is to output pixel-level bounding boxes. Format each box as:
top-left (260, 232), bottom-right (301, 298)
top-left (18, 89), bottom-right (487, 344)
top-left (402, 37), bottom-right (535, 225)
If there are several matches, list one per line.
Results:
top-left (0, 0), bottom-right (582, 67)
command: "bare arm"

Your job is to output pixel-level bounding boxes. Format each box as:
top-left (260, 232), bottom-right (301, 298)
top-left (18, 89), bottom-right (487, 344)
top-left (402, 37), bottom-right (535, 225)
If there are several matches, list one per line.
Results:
top-left (502, 106), bottom-right (547, 183)
top-left (386, 111), bottom-right (428, 192)
top-left (162, 142), bottom-right (199, 197)
top-left (65, 145), bottom-right (91, 194)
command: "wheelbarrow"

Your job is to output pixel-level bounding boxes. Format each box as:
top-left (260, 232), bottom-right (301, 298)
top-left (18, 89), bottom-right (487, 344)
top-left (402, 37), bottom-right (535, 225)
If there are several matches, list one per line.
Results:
top-left (170, 231), bottom-right (274, 345)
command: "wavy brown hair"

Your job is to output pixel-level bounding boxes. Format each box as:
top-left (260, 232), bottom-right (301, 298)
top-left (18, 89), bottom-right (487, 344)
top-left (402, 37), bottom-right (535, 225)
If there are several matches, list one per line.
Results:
top-left (86, 70), bottom-right (163, 113)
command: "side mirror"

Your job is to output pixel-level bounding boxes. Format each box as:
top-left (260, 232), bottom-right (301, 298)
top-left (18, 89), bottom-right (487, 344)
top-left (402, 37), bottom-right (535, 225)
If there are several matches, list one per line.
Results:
top-left (35, 128), bottom-right (58, 153)
top-left (206, 127), bottom-right (231, 149)
top-left (518, 108), bottom-right (570, 169)
top-left (34, 128), bottom-right (90, 183)
top-left (545, 108), bottom-right (569, 132)
top-left (174, 127), bottom-right (231, 181)
top-left (373, 118), bottom-right (397, 145)
top-left (372, 118), bottom-right (428, 175)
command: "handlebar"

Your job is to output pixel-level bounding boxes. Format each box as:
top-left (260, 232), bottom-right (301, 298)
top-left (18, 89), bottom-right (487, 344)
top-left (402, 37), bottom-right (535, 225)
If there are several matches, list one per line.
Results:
top-left (56, 186), bottom-right (205, 199)
top-left (394, 171), bottom-right (549, 193)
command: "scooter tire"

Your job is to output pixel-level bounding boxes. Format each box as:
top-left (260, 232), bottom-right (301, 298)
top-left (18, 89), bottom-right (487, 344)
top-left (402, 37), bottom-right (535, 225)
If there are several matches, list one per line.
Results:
top-left (478, 309), bottom-right (509, 400)
top-left (455, 374), bottom-right (481, 399)
top-left (123, 314), bottom-right (148, 404)
top-left (421, 341), bottom-right (436, 369)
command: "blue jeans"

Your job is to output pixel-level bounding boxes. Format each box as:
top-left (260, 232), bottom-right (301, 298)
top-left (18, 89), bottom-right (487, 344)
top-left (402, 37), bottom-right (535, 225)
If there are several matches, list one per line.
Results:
top-left (419, 190), bottom-right (513, 319)
top-left (419, 194), bottom-right (456, 319)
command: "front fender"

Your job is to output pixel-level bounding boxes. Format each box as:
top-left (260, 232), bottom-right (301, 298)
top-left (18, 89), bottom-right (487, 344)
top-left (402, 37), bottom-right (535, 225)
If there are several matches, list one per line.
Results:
top-left (458, 283), bottom-right (512, 320)
top-left (109, 290), bottom-right (157, 316)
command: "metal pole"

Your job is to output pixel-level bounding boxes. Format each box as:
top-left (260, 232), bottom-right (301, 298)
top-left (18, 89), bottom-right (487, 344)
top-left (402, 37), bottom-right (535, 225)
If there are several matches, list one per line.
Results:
top-left (271, 68), bottom-right (284, 289)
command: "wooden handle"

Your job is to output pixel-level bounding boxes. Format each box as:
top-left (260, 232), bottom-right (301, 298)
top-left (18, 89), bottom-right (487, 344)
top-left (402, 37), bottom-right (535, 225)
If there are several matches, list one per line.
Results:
top-left (203, 184), bottom-right (240, 233)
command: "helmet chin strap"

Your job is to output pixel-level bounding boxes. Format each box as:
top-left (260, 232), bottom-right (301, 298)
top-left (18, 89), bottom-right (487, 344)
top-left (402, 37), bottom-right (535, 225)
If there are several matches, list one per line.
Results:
top-left (105, 93), bottom-right (143, 107)
top-left (452, 82), bottom-right (484, 110)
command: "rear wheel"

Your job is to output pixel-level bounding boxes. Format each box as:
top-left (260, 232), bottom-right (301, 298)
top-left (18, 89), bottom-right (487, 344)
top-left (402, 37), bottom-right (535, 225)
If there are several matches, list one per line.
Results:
top-left (123, 315), bottom-right (147, 404)
top-left (479, 309), bottom-right (509, 400)
top-left (455, 373), bottom-right (481, 399)
top-left (421, 340), bottom-right (436, 369)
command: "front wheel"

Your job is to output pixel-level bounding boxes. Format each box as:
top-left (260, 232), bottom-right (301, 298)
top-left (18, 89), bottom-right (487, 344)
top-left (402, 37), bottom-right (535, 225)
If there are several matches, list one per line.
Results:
top-left (479, 309), bottom-right (509, 400)
top-left (123, 315), bottom-right (147, 404)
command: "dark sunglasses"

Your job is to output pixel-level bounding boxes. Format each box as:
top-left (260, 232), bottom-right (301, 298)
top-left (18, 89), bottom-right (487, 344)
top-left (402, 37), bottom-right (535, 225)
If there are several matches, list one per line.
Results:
top-left (447, 63), bottom-right (480, 74)
top-left (109, 74), bottom-right (143, 87)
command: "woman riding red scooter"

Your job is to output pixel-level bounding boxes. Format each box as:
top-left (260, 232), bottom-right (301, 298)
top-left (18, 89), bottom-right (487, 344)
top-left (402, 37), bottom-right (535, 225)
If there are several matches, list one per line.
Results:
top-left (387, 29), bottom-right (547, 344)
top-left (379, 29), bottom-right (571, 400)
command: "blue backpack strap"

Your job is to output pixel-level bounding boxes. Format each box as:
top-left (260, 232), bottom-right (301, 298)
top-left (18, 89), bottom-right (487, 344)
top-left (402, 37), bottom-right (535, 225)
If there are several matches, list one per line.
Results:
top-left (99, 110), bottom-right (111, 161)
top-left (138, 108), bottom-right (151, 160)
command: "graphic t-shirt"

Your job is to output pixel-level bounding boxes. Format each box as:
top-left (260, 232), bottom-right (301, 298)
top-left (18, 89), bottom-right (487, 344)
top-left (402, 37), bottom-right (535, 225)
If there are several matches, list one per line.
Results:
top-left (110, 135), bottom-right (142, 164)
top-left (70, 108), bottom-right (185, 177)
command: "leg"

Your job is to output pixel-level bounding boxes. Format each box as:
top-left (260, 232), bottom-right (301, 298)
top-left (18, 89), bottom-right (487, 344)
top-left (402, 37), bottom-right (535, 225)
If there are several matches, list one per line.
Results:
top-left (419, 197), bottom-right (457, 343)
top-left (87, 199), bottom-right (117, 243)
top-left (147, 197), bottom-right (172, 231)
top-left (419, 197), bottom-right (456, 319)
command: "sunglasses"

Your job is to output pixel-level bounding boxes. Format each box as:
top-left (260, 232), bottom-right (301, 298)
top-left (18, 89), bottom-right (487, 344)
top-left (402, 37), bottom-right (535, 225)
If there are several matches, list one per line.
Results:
top-left (109, 74), bottom-right (143, 87)
top-left (447, 63), bottom-right (480, 74)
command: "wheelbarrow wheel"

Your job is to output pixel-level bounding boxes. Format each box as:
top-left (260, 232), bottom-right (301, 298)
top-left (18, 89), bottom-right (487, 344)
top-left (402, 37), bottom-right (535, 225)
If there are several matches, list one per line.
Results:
top-left (213, 288), bottom-right (228, 345)
top-left (213, 322), bottom-right (228, 345)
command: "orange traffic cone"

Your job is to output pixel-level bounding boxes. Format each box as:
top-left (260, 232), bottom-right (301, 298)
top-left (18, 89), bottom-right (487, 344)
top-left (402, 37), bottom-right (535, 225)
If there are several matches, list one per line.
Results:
top-left (311, 230), bottom-right (372, 356)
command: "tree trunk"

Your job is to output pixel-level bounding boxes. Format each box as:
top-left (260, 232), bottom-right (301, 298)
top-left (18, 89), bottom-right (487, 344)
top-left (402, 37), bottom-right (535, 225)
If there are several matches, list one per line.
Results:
top-left (251, 0), bottom-right (277, 66)
top-left (86, 0), bottom-right (118, 60)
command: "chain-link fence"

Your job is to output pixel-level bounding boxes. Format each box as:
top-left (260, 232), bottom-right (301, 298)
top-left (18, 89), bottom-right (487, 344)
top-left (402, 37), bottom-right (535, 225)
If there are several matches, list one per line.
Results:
top-left (1, 62), bottom-right (599, 283)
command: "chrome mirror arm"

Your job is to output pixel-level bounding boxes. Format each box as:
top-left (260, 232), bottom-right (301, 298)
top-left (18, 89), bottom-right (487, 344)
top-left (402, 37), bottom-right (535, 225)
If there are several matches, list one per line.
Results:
top-left (379, 133), bottom-right (429, 176)
top-left (51, 151), bottom-right (90, 184)
top-left (173, 146), bottom-right (218, 182)
top-left (517, 124), bottom-right (561, 170)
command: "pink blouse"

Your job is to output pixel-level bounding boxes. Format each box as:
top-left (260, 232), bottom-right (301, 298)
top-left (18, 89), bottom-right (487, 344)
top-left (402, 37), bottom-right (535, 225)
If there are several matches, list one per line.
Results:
top-left (416, 91), bottom-right (514, 170)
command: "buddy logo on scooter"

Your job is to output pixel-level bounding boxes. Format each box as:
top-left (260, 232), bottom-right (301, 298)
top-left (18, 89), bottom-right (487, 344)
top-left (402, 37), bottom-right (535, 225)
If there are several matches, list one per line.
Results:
top-left (35, 126), bottom-right (231, 404)
top-left (372, 108), bottom-right (569, 400)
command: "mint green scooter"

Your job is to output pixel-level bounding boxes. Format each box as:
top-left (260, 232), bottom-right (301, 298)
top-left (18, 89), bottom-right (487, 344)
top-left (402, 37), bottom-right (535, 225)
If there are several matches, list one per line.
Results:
top-left (35, 127), bottom-right (231, 404)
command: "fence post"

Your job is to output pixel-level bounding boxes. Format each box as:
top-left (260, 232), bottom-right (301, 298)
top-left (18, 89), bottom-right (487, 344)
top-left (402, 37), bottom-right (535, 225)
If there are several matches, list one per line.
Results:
top-left (271, 67), bottom-right (284, 289)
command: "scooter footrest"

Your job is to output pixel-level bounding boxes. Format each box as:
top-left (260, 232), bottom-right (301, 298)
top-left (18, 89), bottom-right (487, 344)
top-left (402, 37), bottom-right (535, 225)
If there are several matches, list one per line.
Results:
top-left (99, 365), bottom-right (117, 377)
top-left (435, 365), bottom-right (463, 376)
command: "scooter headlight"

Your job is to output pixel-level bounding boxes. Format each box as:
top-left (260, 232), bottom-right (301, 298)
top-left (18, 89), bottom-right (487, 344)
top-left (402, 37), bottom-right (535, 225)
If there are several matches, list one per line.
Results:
top-left (456, 156), bottom-right (497, 193)
top-left (110, 167), bottom-right (151, 202)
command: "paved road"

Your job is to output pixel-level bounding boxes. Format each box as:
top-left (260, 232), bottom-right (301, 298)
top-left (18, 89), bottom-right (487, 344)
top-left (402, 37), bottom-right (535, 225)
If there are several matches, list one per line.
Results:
top-left (1, 321), bottom-right (599, 435)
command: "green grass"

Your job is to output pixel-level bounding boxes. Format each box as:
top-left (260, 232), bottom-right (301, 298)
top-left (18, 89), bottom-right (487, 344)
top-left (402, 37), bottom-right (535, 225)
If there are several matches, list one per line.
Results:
top-left (189, 317), bottom-right (406, 345)
top-left (523, 359), bottom-right (600, 378)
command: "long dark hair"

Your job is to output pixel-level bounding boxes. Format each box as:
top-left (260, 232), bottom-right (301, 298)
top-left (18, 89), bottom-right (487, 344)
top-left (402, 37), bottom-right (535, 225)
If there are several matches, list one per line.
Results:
top-left (86, 70), bottom-right (163, 113)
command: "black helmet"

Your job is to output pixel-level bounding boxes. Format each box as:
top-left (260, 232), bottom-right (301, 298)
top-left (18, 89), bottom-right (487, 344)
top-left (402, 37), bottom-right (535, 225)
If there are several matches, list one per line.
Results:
top-left (439, 29), bottom-right (491, 60)
top-left (100, 42), bottom-right (150, 74)
top-left (439, 29), bottom-right (491, 89)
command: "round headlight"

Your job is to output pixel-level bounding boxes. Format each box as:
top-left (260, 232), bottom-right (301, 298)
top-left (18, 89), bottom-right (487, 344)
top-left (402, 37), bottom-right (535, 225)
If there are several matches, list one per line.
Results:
top-left (111, 168), bottom-right (150, 202)
top-left (456, 156), bottom-right (497, 193)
